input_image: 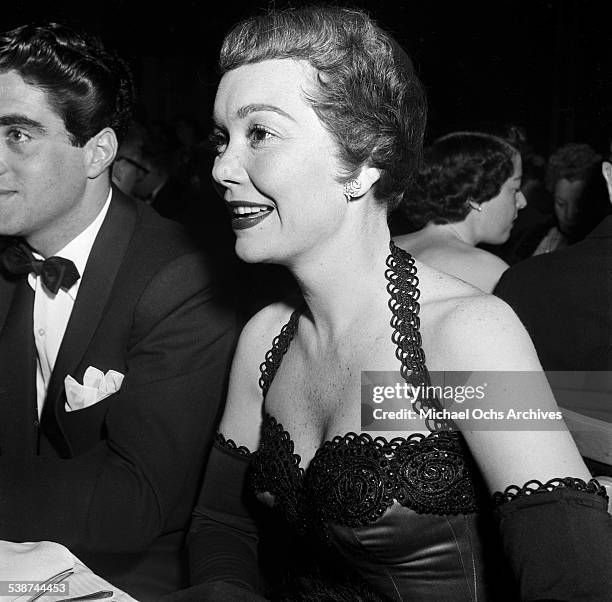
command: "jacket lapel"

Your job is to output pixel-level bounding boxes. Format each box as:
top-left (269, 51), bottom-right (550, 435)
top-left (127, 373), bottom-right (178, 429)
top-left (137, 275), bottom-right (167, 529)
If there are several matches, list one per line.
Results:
top-left (0, 237), bottom-right (20, 333)
top-left (43, 190), bottom-right (138, 433)
top-left (0, 275), bottom-right (16, 336)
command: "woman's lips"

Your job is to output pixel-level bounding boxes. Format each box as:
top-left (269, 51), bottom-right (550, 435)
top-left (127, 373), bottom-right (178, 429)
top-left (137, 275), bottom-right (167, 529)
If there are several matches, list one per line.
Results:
top-left (227, 202), bottom-right (274, 230)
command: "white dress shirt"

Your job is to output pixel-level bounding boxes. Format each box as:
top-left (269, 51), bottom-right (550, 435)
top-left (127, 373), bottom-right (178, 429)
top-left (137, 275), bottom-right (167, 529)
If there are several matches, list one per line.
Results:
top-left (28, 190), bottom-right (112, 417)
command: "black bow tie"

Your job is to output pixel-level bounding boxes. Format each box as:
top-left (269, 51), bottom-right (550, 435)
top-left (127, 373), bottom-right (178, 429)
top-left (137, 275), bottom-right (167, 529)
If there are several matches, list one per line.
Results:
top-left (0, 241), bottom-right (80, 294)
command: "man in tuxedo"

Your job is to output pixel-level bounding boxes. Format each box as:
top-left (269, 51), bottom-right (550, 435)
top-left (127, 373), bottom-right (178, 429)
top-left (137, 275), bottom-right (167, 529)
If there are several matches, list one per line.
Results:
top-left (495, 161), bottom-right (612, 371)
top-left (0, 22), bottom-right (236, 599)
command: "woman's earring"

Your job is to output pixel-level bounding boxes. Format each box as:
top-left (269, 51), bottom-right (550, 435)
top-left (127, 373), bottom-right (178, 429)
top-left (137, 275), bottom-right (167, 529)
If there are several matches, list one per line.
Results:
top-left (467, 200), bottom-right (482, 212)
top-left (343, 179), bottom-right (361, 202)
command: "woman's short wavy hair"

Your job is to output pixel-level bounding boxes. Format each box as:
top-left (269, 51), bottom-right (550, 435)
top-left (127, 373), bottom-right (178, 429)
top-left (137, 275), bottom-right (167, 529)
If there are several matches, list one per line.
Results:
top-left (545, 143), bottom-right (602, 191)
top-left (400, 131), bottom-right (517, 229)
top-left (0, 22), bottom-right (134, 146)
top-left (218, 5), bottom-right (427, 211)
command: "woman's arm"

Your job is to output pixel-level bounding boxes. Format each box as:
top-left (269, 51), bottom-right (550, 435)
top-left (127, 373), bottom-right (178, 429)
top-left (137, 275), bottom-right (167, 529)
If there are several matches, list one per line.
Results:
top-left (436, 295), bottom-right (612, 600)
top-left (188, 442), bottom-right (261, 591)
top-left (435, 294), bottom-right (589, 488)
top-left (188, 302), bottom-right (295, 593)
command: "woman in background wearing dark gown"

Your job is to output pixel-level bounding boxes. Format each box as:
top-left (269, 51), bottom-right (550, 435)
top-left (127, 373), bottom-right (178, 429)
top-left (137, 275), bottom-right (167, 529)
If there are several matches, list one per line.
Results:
top-left (180, 5), bottom-right (611, 601)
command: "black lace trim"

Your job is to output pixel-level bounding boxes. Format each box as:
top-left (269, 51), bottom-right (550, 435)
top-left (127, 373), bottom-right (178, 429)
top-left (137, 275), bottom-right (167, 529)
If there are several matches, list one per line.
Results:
top-left (215, 432), bottom-right (253, 457)
top-left (258, 308), bottom-right (301, 397)
top-left (306, 429), bottom-right (478, 529)
top-left (250, 413), bottom-right (478, 533)
top-left (492, 477), bottom-right (608, 506)
top-left (249, 413), bottom-right (308, 532)
top-left (386, 242), bottom-right (453, 432)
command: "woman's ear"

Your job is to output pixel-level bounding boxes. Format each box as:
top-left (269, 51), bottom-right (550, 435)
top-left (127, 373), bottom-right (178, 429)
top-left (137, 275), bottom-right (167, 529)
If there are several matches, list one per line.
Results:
top-left (85, 128), bottom-right (118, 179)
top-left (602, 161), bottom-right (612, 204)
top-left (356, 166), bottom-right (381, 197)
top-left (342, 166), bottom-right (381, 202)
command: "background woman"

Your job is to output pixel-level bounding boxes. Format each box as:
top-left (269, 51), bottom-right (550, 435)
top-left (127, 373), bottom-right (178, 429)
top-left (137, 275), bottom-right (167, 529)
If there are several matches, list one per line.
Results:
top-left (394, 132), bottom-right (527, 292)
top-left (181, 6), bottom-right (611, 601)
top-left (533, 142), bottom-right (605, 255)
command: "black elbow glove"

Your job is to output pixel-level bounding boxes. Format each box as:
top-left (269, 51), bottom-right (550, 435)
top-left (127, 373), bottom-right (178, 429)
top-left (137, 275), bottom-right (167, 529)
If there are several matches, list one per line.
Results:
top-left (188, 437), bottom-right (263, 594)
top-left (494, 478), bottom-right (612, 602)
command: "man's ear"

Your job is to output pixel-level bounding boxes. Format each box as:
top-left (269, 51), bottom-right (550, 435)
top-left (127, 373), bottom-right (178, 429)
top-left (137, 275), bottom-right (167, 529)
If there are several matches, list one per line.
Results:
top-left (85, 128), bottom-right (118, 179)
top-left (602, 161), bottom-right (612, 204)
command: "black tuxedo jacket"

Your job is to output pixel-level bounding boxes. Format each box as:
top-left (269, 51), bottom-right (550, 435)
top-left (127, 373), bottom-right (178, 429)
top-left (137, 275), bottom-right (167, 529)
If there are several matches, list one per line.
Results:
top-left (494, 216), bottom-right (612, 370)
top-left (0, 189), bottom-right (237, 600)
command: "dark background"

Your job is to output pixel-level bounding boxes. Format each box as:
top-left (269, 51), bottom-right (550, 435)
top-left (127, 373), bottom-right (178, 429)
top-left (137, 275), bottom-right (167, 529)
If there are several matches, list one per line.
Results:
top-left (8, 0), bottom-right (612, 156)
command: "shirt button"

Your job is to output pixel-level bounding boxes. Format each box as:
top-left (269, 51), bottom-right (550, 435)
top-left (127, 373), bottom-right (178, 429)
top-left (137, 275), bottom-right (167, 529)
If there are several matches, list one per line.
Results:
top-left (38, 328), bottom-right (45, 337)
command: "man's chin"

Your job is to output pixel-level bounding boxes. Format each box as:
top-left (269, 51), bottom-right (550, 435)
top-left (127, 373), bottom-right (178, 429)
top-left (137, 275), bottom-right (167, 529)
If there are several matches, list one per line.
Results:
top-left (0, 226), bottom-right (21, 239)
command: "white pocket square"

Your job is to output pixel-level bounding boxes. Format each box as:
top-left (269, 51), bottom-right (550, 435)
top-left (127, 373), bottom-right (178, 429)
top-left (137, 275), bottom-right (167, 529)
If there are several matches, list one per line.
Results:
top-left (64, 366), bottom-right (125, 412)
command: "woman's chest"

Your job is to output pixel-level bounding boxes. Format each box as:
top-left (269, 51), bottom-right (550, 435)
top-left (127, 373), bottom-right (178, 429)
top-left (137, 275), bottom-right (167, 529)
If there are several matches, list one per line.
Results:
top-left (263, 336), bottom-right (406, 450)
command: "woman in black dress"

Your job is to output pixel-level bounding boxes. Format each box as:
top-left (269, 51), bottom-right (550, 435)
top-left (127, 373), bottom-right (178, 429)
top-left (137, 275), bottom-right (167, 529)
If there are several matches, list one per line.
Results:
top-left (184, 5), bottom-right (611, 601)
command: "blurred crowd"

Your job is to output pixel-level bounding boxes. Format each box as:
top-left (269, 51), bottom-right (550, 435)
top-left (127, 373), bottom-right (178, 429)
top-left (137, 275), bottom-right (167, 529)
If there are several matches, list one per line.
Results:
top-left (391, 125), bottom-right (610, 265)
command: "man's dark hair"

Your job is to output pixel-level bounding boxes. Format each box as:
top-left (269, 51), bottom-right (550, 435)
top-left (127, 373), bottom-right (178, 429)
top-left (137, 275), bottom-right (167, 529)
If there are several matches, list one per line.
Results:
top-left (0, 21), bottom-right (134, 146)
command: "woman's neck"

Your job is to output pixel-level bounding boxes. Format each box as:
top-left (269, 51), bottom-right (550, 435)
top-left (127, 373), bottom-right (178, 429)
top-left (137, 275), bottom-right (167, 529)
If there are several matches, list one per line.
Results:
top-left (288, 215), bottom-right (391, 341)
top-left (422, 221), bottom-right (478, 247)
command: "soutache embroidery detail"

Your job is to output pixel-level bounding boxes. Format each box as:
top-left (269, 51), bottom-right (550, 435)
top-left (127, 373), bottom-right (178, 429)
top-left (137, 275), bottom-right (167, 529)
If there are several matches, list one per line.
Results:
top-left (386, 241), bottom-right (452, 432)
top-left (259, 309), bottom-right (301, 397)
top-left (249, 412), bottom-right (308, 533)
top-left (215, 432), bottom-right (252, 457)
top-left (492, 476), bottom-right (608, 506)
top-left (306, 431), bottom-right (477, 528)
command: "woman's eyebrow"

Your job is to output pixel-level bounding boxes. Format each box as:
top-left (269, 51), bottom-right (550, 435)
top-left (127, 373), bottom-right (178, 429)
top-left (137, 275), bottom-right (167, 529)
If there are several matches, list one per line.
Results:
top-left (236, 103), bottom-right (297, 122)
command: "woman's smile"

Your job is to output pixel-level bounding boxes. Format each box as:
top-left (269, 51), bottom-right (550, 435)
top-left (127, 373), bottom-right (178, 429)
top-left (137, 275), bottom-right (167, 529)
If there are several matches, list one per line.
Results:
top-left (226, 200), bottom-right (275, 229)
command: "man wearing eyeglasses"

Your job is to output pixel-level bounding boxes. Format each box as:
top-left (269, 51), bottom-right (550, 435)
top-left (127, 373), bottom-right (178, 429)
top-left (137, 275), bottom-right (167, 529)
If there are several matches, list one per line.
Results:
top-left (112, 124), bottom-right (191, 222)
top-left (112, 146), bottom-right (152, 199)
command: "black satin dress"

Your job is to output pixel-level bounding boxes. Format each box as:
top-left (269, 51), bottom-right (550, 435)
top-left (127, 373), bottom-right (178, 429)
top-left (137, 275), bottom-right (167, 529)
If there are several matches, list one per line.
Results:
top-left (239, 409), bottom-right (490, 601)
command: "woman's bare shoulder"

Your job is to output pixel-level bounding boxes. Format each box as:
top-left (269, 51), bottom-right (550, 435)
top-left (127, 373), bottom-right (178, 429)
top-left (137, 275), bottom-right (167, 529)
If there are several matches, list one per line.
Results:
top-left (458, 245), bottom-right (509, 272)
top-left (427, 246), bottom-right (508, 291)
top-left (428, 292), bottom-right (540, 371)
top-left (219, 298), bottom-right (303, 446)
top-left (414, 259), bottom-right (484, 303)
top-left (239, 298), bottom-right (302, 352)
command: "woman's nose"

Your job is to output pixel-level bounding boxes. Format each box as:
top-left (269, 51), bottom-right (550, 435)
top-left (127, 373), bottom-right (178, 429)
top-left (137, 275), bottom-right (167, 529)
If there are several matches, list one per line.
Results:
top-left (211, 146), bottom-right (243, 188)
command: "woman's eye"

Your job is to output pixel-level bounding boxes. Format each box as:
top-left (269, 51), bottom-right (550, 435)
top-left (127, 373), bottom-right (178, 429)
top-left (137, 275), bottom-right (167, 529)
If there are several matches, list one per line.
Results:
top-left (208, 125), bottom-right (274, 155)
top-left (208, 131), bottom-right (227, 155)
top-left (248, 125), bottom-right (273, 146)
